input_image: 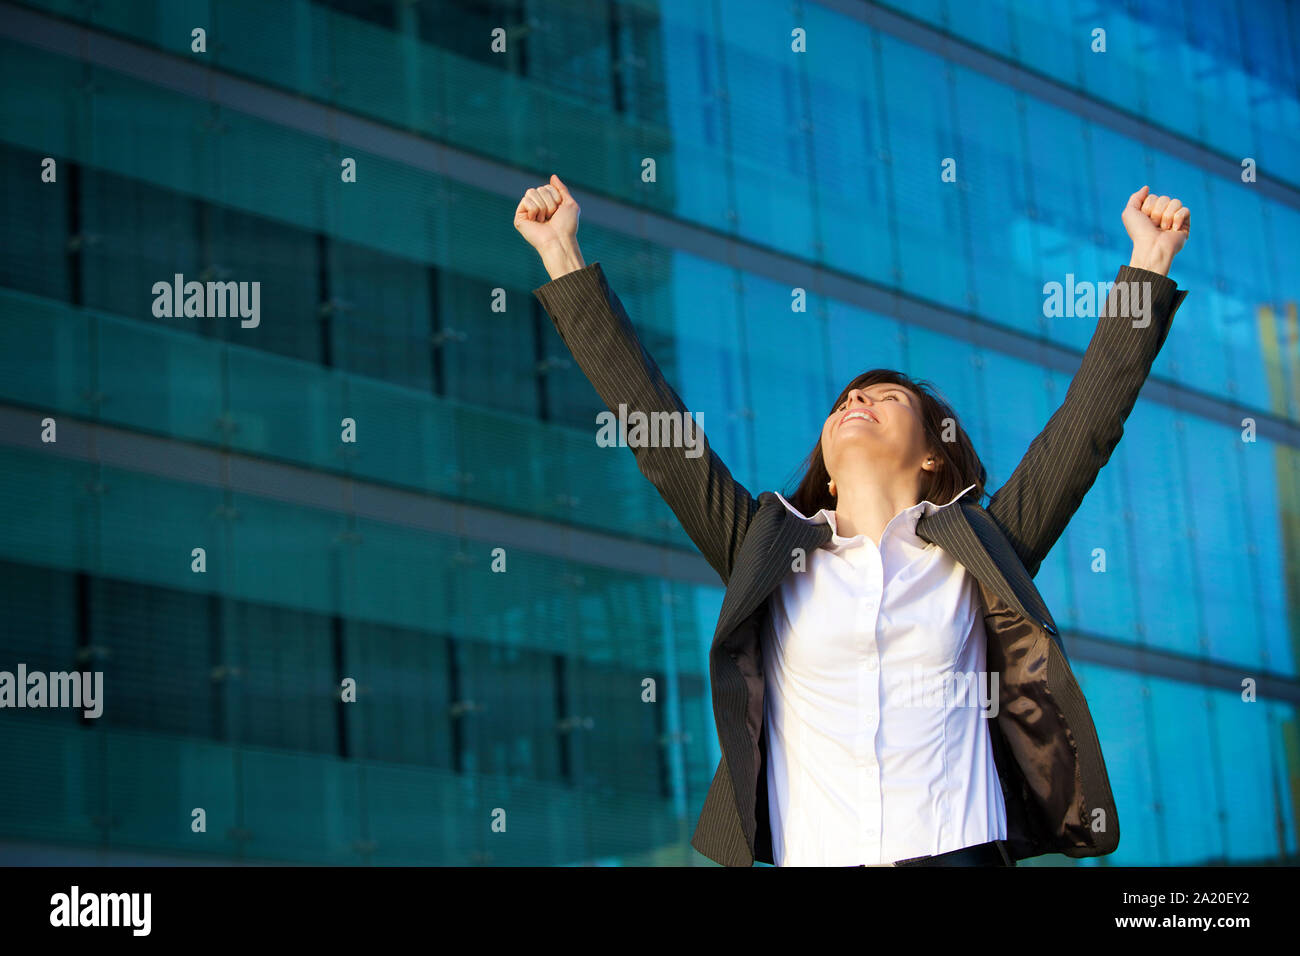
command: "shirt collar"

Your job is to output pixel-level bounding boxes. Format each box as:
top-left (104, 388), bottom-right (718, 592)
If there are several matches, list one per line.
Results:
top-left (773, 483), bottom-right (977, 546)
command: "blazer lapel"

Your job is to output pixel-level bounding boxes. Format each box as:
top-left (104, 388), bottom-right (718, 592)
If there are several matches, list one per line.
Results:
top-left (710, 493), bottom-right (832, 650)
top-left (711, 493), bottom-right (1062, 655)
top-left (915, 502), bottom-right (1061, 644)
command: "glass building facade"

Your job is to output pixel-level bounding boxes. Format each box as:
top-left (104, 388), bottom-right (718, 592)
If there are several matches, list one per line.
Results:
top-left (0, 0), bottom-right (1296, 865)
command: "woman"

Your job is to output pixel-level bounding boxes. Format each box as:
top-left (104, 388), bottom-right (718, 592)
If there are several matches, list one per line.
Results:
top-left (515, 174), bottom-right (1190, 867)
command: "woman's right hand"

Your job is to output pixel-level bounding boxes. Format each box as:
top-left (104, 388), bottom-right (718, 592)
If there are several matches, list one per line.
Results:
top-left (514, 173), bottom-right (581, 253)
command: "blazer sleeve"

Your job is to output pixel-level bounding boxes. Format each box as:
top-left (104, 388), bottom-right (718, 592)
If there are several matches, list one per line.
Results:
top-left (987, 264), bottom-right (1189, 578)
top-left (532, 261), bottom-right (758, 586)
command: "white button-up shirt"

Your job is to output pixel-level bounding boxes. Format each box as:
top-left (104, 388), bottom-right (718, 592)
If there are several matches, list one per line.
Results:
top-left (761, 483), bottom-right (1007, 866)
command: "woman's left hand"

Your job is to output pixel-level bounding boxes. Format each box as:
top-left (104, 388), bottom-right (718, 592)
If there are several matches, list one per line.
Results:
top-left (1123, 185), bottom-right (1190, 276)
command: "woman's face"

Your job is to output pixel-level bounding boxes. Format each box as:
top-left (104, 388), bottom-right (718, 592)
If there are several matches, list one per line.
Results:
top-left (820, 381), bottom-right (933, 481)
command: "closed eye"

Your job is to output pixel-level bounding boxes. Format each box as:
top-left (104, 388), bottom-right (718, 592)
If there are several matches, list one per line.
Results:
top-left (834, 392), bottom-right (902, 412)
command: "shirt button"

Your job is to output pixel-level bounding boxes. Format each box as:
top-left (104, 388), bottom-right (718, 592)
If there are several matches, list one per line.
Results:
top-left (866, 658), bottom-right (878, 671)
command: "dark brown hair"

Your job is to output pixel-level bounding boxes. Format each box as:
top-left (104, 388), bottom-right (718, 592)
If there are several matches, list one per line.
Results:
top-left (784, 369), bottom-right (987, 517)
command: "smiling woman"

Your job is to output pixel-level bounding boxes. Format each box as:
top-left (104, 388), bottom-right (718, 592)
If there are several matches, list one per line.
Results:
top-left (515, 173), bottom-right (1190, 868)
top-left (786, 370), bottom-right (987, 539)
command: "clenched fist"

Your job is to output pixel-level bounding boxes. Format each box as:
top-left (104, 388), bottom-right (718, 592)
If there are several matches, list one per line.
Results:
top-left (1123, 185), bottom-right (1190, 276)
top-left (514, 173), bottom-right (581, 252)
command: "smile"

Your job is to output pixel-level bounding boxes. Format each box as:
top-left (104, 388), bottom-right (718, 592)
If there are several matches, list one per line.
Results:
top-left (840, 408), bottom-right (879, 425)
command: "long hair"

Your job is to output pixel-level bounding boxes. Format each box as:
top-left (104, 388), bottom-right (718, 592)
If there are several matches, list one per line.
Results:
top-left (784, 369), bottom-right (988, 517)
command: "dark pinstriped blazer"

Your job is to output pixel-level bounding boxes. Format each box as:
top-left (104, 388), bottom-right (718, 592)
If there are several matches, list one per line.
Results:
top-left (533, 261), bottom-right (1188, 866)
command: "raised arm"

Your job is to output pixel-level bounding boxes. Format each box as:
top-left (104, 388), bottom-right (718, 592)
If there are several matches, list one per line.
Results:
top-left (515, 174), bottom-right (758, 585)
top-left (988, 186), bottom-right (1191, 577)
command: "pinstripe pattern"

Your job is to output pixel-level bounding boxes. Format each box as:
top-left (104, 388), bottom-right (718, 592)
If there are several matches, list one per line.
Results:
top-left (988, 265), bottom-right (1187, 578)
top-left (533, 261), bottom-right (1187, 866)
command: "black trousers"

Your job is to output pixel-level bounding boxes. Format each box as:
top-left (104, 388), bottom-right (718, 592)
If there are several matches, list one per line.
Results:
top-left (857, 840), bottom-right (1015, 867)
